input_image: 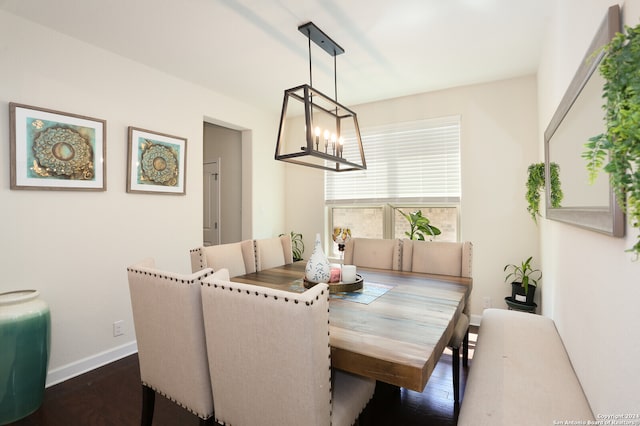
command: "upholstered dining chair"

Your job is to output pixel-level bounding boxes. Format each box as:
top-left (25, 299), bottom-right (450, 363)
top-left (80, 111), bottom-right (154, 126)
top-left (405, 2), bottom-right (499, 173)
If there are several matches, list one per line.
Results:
top-left (127, 258), bottom-right (223, 426)
top-left (401, 240), bottom-right (473, 404)
top-left (254, 234), bottom-right (294, 271)
top-left (190, 239), bottom-right (256, 277)
top-left (343, 237), bottom-right (402, 270)
top-left (200, 276), bottom-right (376, 426)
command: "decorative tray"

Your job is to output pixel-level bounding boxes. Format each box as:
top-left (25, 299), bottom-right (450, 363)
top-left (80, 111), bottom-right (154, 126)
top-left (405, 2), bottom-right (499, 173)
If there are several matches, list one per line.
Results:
top-left (303, 274), bottom-right (364, 293)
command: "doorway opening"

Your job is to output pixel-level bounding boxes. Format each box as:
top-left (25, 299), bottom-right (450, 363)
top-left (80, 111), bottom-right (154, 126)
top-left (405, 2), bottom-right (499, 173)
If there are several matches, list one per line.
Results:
top-left (203, 122), bottom-right (243, 245)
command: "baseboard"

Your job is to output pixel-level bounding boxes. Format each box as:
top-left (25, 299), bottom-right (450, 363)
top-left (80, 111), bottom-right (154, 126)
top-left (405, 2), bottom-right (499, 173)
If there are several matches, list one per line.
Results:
top-left (46, 341), bottom-right (138, 388)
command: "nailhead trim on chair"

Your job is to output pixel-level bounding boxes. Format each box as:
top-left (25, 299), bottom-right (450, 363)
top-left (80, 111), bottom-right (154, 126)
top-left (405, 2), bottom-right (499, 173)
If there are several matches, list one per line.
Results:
top-left (201, 281), bottom-right (323, 307)
top-left (189, 247), bottom-right (206, 271)
top-left (141, 381), bottom-right (213, 420)
top-left (324, 287), bottom-right (334, 425)
top-left (465, 242), bottom-right (473, 278)
top-left (253, 239), bottom-right (259, 271)
top-left (127, 267), bottom-right (213, 282)
top-left (203, 280), bottom-right (333, 425)
top-left (129, 265), bottom-right (214, 421)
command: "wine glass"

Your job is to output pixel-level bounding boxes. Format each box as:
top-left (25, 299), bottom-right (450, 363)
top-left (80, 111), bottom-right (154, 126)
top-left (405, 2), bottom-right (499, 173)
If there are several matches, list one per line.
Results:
top-left (332, 228), bottom-right (352, 281)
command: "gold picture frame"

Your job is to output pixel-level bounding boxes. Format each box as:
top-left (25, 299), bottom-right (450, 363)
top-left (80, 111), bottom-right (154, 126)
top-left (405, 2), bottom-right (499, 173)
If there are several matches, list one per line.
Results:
top-left (9, 103), bottom-right (106, 191)
top-left (127, 127), bottom-right (187, 195)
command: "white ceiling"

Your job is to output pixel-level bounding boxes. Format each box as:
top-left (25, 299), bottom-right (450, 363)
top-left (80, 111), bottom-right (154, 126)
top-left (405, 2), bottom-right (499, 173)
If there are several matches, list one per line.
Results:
top-left (0, 0), bottom-right (555, 113)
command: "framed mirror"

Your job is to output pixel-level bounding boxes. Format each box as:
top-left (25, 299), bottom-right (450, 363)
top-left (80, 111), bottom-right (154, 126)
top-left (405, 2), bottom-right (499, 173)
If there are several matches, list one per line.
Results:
top-left (544, 5), bottom-right (625, 237)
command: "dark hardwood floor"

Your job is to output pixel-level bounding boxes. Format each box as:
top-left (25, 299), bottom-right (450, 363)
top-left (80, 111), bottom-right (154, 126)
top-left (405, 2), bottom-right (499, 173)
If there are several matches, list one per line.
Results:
top-left (9, 327), bottom-right (477, 426)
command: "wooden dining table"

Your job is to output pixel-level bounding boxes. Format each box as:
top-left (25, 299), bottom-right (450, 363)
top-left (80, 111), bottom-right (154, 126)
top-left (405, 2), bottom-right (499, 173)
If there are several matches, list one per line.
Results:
top-left (232, 261), bottom-right (471, 392)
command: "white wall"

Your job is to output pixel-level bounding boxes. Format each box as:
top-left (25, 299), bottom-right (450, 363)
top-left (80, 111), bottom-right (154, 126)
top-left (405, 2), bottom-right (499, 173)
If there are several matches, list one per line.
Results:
top-left (0, 10), bottom-right (284, 385)
top-left (538, 0), bottom-right (640, 414)
top-left (285, 75), bottom-right (541, 320)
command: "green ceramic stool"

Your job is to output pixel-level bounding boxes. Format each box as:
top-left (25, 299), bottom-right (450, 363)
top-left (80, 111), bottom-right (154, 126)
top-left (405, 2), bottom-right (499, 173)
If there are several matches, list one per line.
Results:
top-left (0, 290), bottom-right (51, 425)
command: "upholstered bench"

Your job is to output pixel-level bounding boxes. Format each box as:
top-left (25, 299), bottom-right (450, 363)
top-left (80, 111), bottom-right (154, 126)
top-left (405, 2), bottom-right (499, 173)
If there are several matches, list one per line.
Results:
top-left (458, 309), bottom-right (594, 425)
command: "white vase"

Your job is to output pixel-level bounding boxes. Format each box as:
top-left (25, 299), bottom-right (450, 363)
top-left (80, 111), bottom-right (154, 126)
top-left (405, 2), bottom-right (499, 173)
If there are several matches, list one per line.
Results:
top-left (305, 233), bottom-right (331, 283)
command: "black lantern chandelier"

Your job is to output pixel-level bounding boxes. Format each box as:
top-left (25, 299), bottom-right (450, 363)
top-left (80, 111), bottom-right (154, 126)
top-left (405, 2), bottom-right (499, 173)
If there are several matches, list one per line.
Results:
top-left (274, 22), bottom-right (366, 172)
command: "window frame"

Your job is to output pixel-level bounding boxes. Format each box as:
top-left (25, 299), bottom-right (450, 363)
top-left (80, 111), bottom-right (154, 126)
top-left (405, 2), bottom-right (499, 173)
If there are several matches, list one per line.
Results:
top-left (324, 115), bottom-right (462, 255)
top-left (326, 203), bottom-right (460, 258)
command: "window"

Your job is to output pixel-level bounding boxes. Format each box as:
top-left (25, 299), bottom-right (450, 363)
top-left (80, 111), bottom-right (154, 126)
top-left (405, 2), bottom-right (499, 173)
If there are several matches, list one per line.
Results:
top-left (326, 116), bottom-right (461, 256)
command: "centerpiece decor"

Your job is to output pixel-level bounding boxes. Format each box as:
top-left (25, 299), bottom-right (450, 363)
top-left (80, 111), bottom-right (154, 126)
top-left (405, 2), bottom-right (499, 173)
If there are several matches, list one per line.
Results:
top-left (305, 233), bottom-right (331, 284)
top-left (332, 227), bottom-right (352, 264)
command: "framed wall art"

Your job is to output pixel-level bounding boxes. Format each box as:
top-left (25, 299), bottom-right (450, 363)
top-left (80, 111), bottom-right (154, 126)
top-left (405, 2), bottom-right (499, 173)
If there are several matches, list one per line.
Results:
top-left (9, 103), bottom-right (106, 191)
top-left (127, 127), bottom-right (187, 195)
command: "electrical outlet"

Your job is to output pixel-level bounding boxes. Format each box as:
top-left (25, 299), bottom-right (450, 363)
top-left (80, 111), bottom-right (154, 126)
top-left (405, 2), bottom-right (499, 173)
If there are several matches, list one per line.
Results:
top-left (113, 320), bottom-right (124, 337)
top-left (483, 297), bottom-right (491, 309)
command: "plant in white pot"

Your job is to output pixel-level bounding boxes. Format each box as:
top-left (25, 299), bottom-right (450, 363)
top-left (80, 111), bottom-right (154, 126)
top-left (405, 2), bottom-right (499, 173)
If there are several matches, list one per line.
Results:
top-left (503, 256), bottom-right (541, 305)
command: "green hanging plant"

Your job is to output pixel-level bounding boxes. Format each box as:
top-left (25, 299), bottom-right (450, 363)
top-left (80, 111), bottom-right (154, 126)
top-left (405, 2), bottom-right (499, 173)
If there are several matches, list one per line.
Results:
top-left (526, 162), bottom-right (563, 223)
top-left (582, 23), bottom-right (640, 257)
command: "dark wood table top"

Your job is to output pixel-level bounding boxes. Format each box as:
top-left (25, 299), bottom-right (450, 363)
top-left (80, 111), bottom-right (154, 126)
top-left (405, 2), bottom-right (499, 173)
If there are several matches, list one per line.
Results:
top-left (232, 262), bottom-right (470, 392)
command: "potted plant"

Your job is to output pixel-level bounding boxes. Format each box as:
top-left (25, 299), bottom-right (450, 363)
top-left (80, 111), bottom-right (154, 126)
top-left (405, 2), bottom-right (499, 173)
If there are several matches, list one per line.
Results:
top-left (582, 23), bottom-right (640, 257)
top-left (280, 231), bottom-right (305, 261)
top-left (504, 256), bottom-right (541, 305)
top-left (526, 162), bottom-right (563, 223)
top-left (394, 208), bottom-right (441, 240)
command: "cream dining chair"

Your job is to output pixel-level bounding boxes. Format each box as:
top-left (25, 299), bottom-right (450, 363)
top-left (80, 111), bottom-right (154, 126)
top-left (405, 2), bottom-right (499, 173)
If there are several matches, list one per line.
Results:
top-left (190, 239), bottom-right (256, 277)
top-left (127, 258), bottom-right (226, 426)
top-left (199, 275), bottom-right (376, 426)
top-left (254, 234), bottom-right (294, 271)
top-left (343, 237), bottom-right (402, 270)
top-left (401, 240), bottom-right (473, 404)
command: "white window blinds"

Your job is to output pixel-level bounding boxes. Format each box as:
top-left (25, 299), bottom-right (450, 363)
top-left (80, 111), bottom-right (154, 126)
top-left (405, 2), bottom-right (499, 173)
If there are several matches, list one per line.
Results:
top-left (325, 116), bottom-right (461, 203)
